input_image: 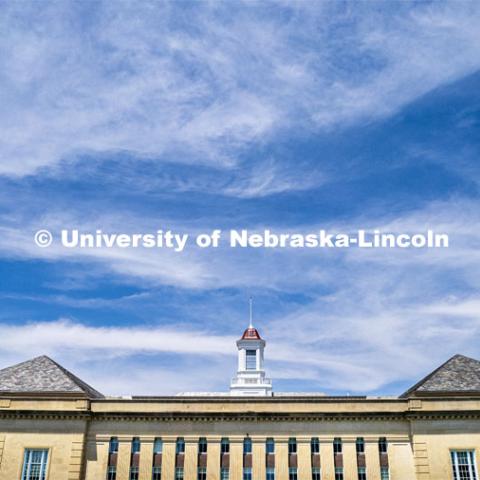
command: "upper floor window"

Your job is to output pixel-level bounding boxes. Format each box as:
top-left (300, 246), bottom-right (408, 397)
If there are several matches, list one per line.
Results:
top-left (243, 438), bottom-right (252, 454)
top-left (246, 350), bottom-right (257, 370)
top-left (109, 437), bottom-right (119, 454)
top-left (152, 466), bottom-right (162, 480)
top-left (175, 468), bottom-right (184, 480)
top-left (333, 438), bottom-right (342, 454)
top-left (380, 467), bottom-right (390, 480)
top-left (266, 467), bottom-right (275, 480)
top-left (129, 466), bottom-right (139, 480)
top-left (243, 467), bottom-right (252, 480)
top-left (107, 466), bottom-right (117, 480)
top-left (198, 438), bottom-right (207, 454)
top-left (379, 437), bottom-right (388, 454)
top-left (132, 437), bottom-right (141, 454)
top-left (221, 438), bottom-right (230, 454)
top-left (289, 468), bottom-right (298, 480)
top-left (312, 467), bottom-right (321, 480)
top-left (154, 438), bottom-right (163, 454)
top-left (266, 438), bottom-right (275, 454)
top-left (311, 438), bottom-right (320, 454)
top-left (356, 438), bottom-right (365, 454)
top-left (21, 449), bottom-right (49, 480)
top-left (451, 451), bottom-right (478, 480)
top-left (288, 438), bottom-right (297, 454)
top-left (221, 468), bottom-right (229, 480)
top-left (176, 438), bottom-right (185, 454)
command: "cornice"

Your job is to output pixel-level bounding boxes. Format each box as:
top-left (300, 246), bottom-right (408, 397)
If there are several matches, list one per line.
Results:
top-left (0, 410), bottom-right (91, 420)
top-left (2, 409), bottom-right (480, 423)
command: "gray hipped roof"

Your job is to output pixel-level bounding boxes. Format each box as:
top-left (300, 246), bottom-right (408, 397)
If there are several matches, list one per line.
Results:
top-left (0, 355), bottom-right (103, 398)
top-left (401, 354), bottom-right (480, 398)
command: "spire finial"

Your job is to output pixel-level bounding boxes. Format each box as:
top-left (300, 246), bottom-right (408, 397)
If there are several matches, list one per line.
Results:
top-left (249, 296), bottom-right (253, 328)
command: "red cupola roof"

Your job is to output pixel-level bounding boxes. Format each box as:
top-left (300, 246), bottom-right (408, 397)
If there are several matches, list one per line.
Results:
top-left (241, 326), bottom-right (262, 340)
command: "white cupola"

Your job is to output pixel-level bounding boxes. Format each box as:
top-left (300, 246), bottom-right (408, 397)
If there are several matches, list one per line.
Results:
top-left (230, 300), bottom-right (272, 396)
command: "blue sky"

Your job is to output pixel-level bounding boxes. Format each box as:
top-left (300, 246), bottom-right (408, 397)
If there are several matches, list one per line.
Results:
top-left (0, 1), bottom-right (480, 396)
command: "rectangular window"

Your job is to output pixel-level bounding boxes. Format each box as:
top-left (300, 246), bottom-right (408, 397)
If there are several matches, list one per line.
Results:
top-left (176, 438), bottom-right (185, 454)
top-left (243, 467), bottom-right (252, 480)
top-left (132, 437), bottom-right (141, 454)
top-left (380, 467), bottom-right (389, 480)
top-left (288, 438), bottom-right (297, 454)
top-left (289, 468), bottom-right (298, 480)
top-left (221, 438), bottom-right (230, 454)
top-left (243, 438), bottom-right (252, 454)
top-left (198, 438), bottom-right (207, 454)
top-left (246, 350), bottom-right (256, 370)
top-left (198, 467), bottom-right (207, 480)
top-left (312, 467), bottom-right (321, 480)
top-left (311, 438), bottom-right (320, 454)
top-left (175, 467), bottom-right (184, 480)
top-left (221, 468), bottom-right (229, 480)
top-left (109, 437), bottom-right (119, 454)
top-left (152, 466), bottom-right (162, 480)
top-left (335, 467), bottom-right (344, 480)
top-left (378, 438), bottom-right (388, 454)
top-left (451, 451), bottom-right (478, 480)
top-left (267, 467), bottom-right (275, 480)
top-left (266, 438), bottom-right (275, 454)
top-left (129, 467), bottom-right (139, 480)
top-left (154, 438), bottom-right (163, 454)
top-left (356, 438), bottom-right (365, 454)
top-left (107, 466), bottom-right (117, 480)
top-left (21, 449), bottom-right (49, 480)
top-left (333, 438), bottom-right (342, 454)
top-left (358, 466), bottom-right (366, 480)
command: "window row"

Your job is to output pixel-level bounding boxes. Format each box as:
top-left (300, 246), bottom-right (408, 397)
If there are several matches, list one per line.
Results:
top-left (18, 447), bottom-right (478, 480)
top-left (108, 436), bottom-right (390, 455)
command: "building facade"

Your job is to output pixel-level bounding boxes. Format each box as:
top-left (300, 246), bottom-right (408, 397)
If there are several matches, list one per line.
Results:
top-left (0, 325), bottom-right (480, 480)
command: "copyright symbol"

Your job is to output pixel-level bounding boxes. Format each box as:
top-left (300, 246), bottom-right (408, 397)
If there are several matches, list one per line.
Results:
top-left (34, 230), bottom-right (53, 248)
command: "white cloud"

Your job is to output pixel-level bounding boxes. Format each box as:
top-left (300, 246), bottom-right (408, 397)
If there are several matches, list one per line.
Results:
top-left (0, 319), bottom-right (233, 358)
top-left (421, 298), bottom-right (480, 319)
top-left (223, 158), bottom-right (325, 198)
top-left (0, 2), bottom-right (479, 184)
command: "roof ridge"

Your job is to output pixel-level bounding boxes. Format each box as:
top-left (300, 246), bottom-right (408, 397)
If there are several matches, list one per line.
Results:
top-left (43, 356), bottom-right (104, 398)
top-left (0, 355), bottom-right (103, 398)
top-left (400, 354), bottom-right (480, 398)
top-left (0, 355), bottom-right (48, 373)
top-left (459, 354), bottom-right (480, 386)
top-left (399, 354), bottom-right (457, 398)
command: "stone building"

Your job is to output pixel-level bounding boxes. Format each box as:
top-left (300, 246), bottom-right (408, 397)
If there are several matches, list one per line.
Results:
top-left (0, 323), bottom-right (479, 480)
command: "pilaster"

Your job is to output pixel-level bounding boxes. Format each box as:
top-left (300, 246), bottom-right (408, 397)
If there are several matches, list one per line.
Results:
top-left (319, 437), bottom-right (335, 480)
top-left (117, 436), bottom-right (132, 480)
top-left (229, 437), bottom-right (243, 480)
top-left (365, 439), bottom-right (380, 480)
top-left (161, 436), bottom-right (177, 480)
top-left (252, 436), bottom-right (266, 480)
top-left (206, 436), bottom-right (221, 480)
top-left (275, 437), bottom-right (289, 480)
top-left (138, 436), bottom-right (154, 480)
top-left (297, 436), bottom-right (312, 480)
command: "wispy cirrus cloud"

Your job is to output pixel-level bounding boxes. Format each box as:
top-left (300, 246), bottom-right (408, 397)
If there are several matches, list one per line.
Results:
top-left (1, 1), bottom-right (480, 187)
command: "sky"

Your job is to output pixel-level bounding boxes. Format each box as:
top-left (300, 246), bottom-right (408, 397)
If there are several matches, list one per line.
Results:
top-left (0, 1), bottom-right (480, 396)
